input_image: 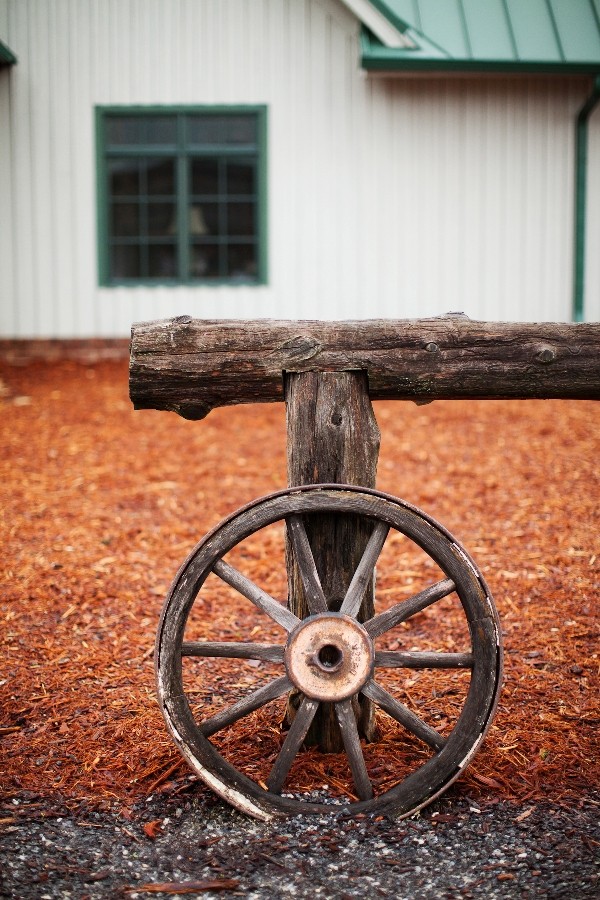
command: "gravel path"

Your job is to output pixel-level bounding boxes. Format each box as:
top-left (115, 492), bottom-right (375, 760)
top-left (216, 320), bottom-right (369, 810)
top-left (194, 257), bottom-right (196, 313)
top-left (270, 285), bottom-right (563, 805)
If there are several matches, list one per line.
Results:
top-left (1, 792), bottom-right (598, 899)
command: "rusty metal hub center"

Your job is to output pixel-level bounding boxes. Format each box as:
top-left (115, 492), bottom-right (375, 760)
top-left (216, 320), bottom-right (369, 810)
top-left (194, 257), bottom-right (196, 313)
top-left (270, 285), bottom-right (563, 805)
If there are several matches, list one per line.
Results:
top-left (284, 613), bottom-right (374, 702)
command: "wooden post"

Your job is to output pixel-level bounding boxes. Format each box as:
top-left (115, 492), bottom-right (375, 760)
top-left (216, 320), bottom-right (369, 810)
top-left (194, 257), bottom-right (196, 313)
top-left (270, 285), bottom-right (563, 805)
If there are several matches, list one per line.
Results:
top-left (285, 371), bottom-right (380, 751)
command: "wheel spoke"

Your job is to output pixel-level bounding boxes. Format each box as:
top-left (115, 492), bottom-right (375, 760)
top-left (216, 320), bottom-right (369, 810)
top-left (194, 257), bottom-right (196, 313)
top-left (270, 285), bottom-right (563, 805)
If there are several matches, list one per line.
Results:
top-left (182, 641), bottom-right (285, 663)
top-left (335, 699), bottom-right (374, 800)
top-left (266, 696), bottom-right (319, 794)
top-left (362, 680), bottom-right (446, 752)
top-left (365, 578), bottom-right (455, 639)
top-left (213, 558), bottom-right (300, 633)
top-left (286, 515), bottom-right (329, 614)
top-left (339, 521), bottom-right (389, 619)
top-left (374, 650), bottom-right (473, 669)
top-left (200, 675), bottom-right (292, 737)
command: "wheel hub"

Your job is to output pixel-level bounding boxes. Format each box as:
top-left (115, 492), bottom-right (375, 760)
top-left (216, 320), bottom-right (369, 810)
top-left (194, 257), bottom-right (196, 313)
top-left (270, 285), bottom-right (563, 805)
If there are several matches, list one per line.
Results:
top-left (284, 613), bottom-right (374, 702)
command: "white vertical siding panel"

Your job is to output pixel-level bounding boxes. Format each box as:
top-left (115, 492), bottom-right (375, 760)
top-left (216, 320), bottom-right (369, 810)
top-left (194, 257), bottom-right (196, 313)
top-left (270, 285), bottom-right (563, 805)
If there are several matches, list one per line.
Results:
top-left (355, 75), bottom-right (374, 315)
top-left (275, 0), bottom-right (302, 316)
top-left (52, 0), bottom-right (77, 337)
top-left (0, 0), bottom-right (15, 333)
top-left (541, 81), bottom-right (569, 321)
top-left (461, 81), bottom-right (485, 317)
top-left (316, 11), bottom-right (339, 317)
top-left (93, 0), bottom-right (116, 336)
top-left (335, 32), bottom-right (361, 319)
top-left (482, 82), bottom-right (508, 318)
top-left (0, 66), bottom-right (15, 331)
top-left (9, 0), bottom-right (37, 335)
top-left (389, 79), bottom-right (419, 319)
top-left (328, 16), bottom-right (359, 319)
top-left (70, 0), bottom-right (98, 336)
top-left (300, 0), bottom-right (327, 318)
top-left (366, 80), bottom-right (390, 318)
top-left (90, 0), bottom-right (111, 334)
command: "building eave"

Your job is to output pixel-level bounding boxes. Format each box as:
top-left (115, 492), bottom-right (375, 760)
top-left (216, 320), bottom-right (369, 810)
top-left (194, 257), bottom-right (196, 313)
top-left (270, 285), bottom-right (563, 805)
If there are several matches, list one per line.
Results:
top-left (359, 0), bottom-right (600, 77)
top-left (338, 0), bottom-right (412, 49)
top-left (360, 30), bottom-right (600, 77)
top-left (0, 39), bottom-right (17, 67)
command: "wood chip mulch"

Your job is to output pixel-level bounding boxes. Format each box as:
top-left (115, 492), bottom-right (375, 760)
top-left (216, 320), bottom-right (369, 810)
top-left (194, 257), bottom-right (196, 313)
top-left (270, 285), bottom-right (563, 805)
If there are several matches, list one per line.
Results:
top-left (0, 355), bottom-right (598, 812)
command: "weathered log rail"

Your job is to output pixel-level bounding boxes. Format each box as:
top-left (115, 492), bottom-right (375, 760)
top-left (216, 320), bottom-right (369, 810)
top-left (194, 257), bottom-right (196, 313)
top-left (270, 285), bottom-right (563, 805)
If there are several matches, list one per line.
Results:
top-left (130, 316), bottom-right (600, 419)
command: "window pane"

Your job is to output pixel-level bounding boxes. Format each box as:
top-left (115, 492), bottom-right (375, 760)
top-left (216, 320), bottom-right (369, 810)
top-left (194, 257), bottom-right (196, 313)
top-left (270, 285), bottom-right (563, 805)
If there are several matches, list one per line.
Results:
top-left (148, 244), bottom-right (177, 277)
top-left (226, 244), bottom-right (257, 279)
top-left (107, 117), bottom-right (146, 146)
top-left (226, 160), bottom-right (255, 196)
top-left (109, 159), bottom-right (140, 196)
top-left (226, 202), bottom-right (255, 237)
top-left (191, 244), bottom-right (220, 278)
top-left (144, 116), bottom-right (178, 145)
top-left (146, 159), bottom-right (175, 195)
top-left (111, 244), bottom-right (141, 279)
top-left (225, 115), bottom-right (257, 145)
top-left (148, 203), bottom-right (176, 237)
top-left (107, 115), bottom-right (177, 146)
top-left (111, 202), bottom-right (140, 237)
top-left (188, 115), bottom-right (225, 145)
top-left (188, 114), bottom-right (257, 146)
top-left (191, 158), bottom-right (219, 195)
top-left (189, 203), bottom-right (218, 235)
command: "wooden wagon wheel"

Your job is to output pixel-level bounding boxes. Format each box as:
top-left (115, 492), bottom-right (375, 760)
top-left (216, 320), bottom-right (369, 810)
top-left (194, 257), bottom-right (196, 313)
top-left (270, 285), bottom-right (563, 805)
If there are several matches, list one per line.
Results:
top-left (155, 485), bottom-right (502, 821)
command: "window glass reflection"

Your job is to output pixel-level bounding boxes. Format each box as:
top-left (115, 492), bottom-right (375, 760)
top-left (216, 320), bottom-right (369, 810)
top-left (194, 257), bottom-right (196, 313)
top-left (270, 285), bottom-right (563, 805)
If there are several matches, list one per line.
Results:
top-left (146, 159), bottom-right (175, 195)
top-left (226, 244), bottom-right (257, 279)
top-left (107, 116), bottom-right (176, 146)
top-left (111, 245), bottom-right (141, 278)
top-left (148, 244), bottom-right (177, 277)
top-left (109, 159), bottom-right (140, 196)
top-left (226, 202), bottom-right (255, 237)
top-left (225, 116), bottom-right (257, 144)
top-left (226, 160), bottom-right (255, 196)
top-left (189, 203), bottom-right (218, 235)
top-left (191, 159), bottom-right (219, 195)
top-left (191, 243), bottom-right (219, 278)
top-left (111, 203), bottom-right (140, 237)
top-left (188, 115), bottom-right (225, 145)
top-left (148, 203), bottom-right (176, 237)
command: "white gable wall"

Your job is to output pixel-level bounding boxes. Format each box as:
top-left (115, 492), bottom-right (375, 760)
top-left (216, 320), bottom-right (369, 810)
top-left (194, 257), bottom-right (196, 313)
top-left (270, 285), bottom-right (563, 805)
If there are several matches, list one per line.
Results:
top-left (0, 0), bottom-right (598, 337)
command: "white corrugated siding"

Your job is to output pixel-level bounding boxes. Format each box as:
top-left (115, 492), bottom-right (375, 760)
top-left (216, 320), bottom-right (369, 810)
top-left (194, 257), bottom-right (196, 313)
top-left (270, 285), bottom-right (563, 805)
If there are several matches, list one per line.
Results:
top-left (0, 0), bottom-right (598, 336)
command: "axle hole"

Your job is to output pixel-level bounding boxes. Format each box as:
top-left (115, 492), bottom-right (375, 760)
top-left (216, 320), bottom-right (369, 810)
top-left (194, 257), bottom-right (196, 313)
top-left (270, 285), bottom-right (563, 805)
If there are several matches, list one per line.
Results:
top-left (318, 644), bottom-right (343, 670)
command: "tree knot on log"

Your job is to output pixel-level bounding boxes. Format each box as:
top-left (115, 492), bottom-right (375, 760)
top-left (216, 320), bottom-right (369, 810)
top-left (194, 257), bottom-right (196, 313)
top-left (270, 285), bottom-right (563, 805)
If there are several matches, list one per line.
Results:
top-left (278, 335), bottom-right (322, 363)
top-left (535, 346), bottom-right (557, 365)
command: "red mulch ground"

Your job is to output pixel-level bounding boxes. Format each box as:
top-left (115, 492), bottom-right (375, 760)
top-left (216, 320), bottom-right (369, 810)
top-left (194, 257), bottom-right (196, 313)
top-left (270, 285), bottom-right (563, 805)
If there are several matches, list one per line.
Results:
top-left (0, 355), bottom-right (598, 812)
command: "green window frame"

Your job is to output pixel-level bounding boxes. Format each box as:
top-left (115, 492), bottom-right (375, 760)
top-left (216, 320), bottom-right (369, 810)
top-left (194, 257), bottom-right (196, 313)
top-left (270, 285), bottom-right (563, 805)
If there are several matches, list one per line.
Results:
top-left (96, 106), bottom-right (267, 286)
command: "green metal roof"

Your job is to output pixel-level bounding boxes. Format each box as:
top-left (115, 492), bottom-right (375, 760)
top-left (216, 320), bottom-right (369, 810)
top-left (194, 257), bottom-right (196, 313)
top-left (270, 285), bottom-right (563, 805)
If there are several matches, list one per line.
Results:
top-left (363, 0), bottom-right (600, 73)
top-left (0, 39), bottom-right (17, 67)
